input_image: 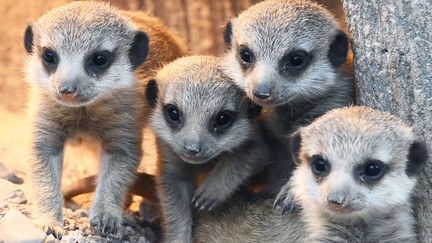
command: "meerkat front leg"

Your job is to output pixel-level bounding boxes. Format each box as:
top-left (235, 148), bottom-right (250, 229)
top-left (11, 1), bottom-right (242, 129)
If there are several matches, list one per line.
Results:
top-left (89, 130), bottom-right (142, 237)
top-left (30, 120), bottom-right (66, 239)
top-left (158, 163), bottom-right (195, 243)
top-left (192, 149), bottom-right (264, 211)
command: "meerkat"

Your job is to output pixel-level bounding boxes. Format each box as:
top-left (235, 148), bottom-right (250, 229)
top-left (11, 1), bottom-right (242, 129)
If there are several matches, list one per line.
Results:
top-left (61, 10), bottom-right (187, 201)
top-left (24, 1), bottom-right (152, 239)
top-left (222, 0), bottom-right (355, 198)
top-left (147, 55), bottom-right (269, 242)
top-left (195, 106), bottom-right (428, 243)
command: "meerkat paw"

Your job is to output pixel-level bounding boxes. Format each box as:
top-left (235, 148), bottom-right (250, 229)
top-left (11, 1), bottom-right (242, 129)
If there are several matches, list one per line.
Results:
top-left (89, 208), bottom-right (122, 238)
top-left (192, 186), bottom-right (226, 212)
top-left (34, 218), bottom-right (64, 240)
top-left (273, 184), bottom-right (299, 215)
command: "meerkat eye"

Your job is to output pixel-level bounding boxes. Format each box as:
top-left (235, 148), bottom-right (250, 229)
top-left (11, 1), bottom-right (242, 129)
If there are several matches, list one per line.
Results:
top-left (91, 51), bottom-right (111, 68)
top-left (164, 104), bottom-right (181, 124)
top-left (310, 155), bottom-right (330, 177)
top-left (280, 50), bottom-right (311, 75)
top-left (213, 110), bottom-right (236, 131)
top-left (239, 46), bottom-right (255, 65)
top-left (360, 160), bottom-right (386, 182)
top-left (42, 49), bottom-right (57, 65)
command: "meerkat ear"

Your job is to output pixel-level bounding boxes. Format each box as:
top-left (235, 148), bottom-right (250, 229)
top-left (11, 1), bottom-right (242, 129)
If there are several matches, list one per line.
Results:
top-left (24, 25), bottom-right (34, 54)
top-left (145, 79), bottom-right (158, 108)
top-left (129, 31), bottom-right (149, 70)
top-left (224, 19), bottom-right (235, 49)
top-left (328, 30), bottom-right (348, 67)
top-left (406, 141), bottom-right (428, 176)
top-left (290, 131), bottom-right (302, 164)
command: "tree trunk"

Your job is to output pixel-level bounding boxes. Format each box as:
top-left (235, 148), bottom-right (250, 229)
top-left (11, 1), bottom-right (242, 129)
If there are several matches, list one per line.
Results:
top-left (342, 1), bottom-right (432, 241)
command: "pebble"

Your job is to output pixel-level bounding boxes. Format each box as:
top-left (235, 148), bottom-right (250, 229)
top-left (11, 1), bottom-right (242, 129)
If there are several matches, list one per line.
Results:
top-left (0, 179), bottom-right (27, 205)
top-left (0, 162), bottom-right (23, 184)
top-left (0, 209), bottom-right (47, 243)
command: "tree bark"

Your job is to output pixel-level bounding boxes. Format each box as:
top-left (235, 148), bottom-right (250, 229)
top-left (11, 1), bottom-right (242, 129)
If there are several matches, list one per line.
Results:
top-left (342, 1), bottom-right (432, 241)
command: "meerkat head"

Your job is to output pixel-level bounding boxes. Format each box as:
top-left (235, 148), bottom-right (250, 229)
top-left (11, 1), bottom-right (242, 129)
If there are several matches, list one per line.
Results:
top-left (24, 1), bottom-right (148, 107)
top-left (146, 56), bottom-right (260, 165)
top-left (223, 0), bottom-right (348, 107)
top-left (289, 106), bottom-right (428, 220)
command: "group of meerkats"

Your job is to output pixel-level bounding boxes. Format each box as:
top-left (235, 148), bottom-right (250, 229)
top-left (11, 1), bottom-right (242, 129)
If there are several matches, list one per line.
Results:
top-left (23, 0), bottom-right (428, 242)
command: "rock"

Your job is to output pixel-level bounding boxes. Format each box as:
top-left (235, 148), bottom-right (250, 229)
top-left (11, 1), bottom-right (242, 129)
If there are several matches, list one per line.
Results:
top-left (45, 234), bottom-right (58, 243)
top-left (0, 162), bottom-right (23, 184)
top-left (61, 230), bottom-right (85, 243)
top-left (74, 209), bottom-right (87, 218)
top-left (0, 209), bottom-right (47, 243)
top-left (0, 179), bottom-right (27, 205)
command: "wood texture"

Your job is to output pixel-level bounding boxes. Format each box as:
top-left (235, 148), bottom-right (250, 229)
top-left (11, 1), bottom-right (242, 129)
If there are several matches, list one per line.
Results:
top-left (342, 1), bottom-right (432, 241)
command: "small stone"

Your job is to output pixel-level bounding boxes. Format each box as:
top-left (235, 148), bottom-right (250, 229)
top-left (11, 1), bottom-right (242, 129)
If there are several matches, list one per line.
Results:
top-left (45, 234), bottom-right (57, 243)
top-left (0, 209), bottom-right (47, 243)
top-left (65, 208), bottom-right (73, 216)
top-left (83, 228), bottom-right (92, 236)
top-left (61, 230), bottom-right (85, 243)
top-left (74, 209), bottom-right (88, 218)
top-left (0, 162), bottom-right (23, 184)
top-left (0, 179), bottom-right (27, 205)
top-left (7, 190), bottom-right (27, 204)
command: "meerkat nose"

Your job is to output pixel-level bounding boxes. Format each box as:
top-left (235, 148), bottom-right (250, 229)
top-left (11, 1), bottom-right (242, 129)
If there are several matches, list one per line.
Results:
top-left (183, 143), bottom-right (201, 155)
top-left (59, 85), bottom-right (77, 95)
top-left (58, 84), bottom-right (77, 100)
top-left (253, 85), bottom-right (271, 99)
top-left (327, 192), bottom-right (346, 206)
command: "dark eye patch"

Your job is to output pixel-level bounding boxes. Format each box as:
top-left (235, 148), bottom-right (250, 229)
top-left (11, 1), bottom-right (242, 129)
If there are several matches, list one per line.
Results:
top-left (163, 104), bottom-right (182, 129)
top-left (310, 155), bottom-right (331, 178)
top-left (211, 110), bottom-right (236, 134)
top-left (278, 50), bottom-right (312, 77)
top-left (41, 48), bottom-right (59, 73)
top-left (354, 159), bottom-right (387, 184)
top-left (237, 45), bottom-right (255, 71)
top-left (85, 50), bottom-right (113, 76)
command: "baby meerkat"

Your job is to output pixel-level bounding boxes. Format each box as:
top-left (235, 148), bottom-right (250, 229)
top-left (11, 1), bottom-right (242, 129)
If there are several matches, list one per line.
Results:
top-left (24, 1), bottom-right (149, 239)
top-left (195, 106), bottom-right (428, 243)
top-left (222, 0), bottom-right (354, 198)
top-left (61, 10), bottom-right (187, 202)
top-left (224, 0), bottom-right (353, 124)
top-left (146, 55), bottom-right (268, 243)
top-left (275, 106), bottom-right (428, 242)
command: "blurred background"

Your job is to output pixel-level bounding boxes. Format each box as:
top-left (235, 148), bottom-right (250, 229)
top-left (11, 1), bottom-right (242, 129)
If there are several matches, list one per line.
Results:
top-left (0, 0), bottom-right (345, 191)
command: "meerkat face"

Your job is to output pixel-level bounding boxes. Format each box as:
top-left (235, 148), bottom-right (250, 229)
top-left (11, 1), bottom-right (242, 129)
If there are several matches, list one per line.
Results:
top-left (223, 0), bottom-right (348, 107)
top-left (24, 2), bottom-right (148, 107)
top-left (147, 56), bottom-right (258, 165)
top-left (289, 106), bottom-right (428, 220)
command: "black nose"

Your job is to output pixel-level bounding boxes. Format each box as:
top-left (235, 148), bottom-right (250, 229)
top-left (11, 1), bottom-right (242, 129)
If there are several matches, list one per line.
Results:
top-left (252, 85), bottom-right (271, 99)
top-left (59, 85), bottom-right (77, 95)
top-left (327, 195), bottom-right (345, 206)
top-left (183, 143), bottom-right (201, 155)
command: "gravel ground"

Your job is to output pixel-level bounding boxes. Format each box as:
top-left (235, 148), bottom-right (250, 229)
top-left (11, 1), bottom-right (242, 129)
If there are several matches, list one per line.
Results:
top-left (0, 162), bottom-right (161, 243)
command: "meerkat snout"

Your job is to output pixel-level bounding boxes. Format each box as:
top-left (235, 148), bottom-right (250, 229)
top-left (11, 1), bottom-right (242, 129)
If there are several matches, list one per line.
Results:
top-left (252, 83), bottom-right (272, 100)
top-left (183, 141), bottom-right (202, 156)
